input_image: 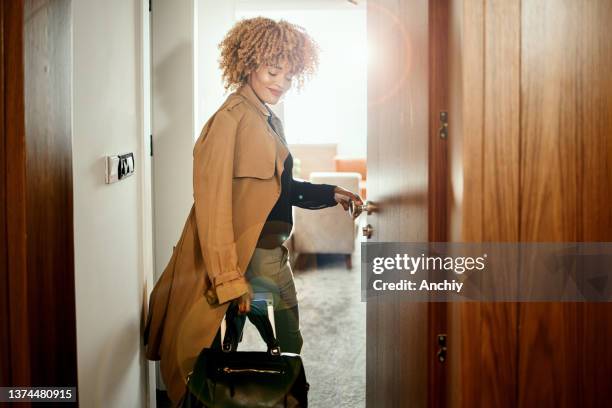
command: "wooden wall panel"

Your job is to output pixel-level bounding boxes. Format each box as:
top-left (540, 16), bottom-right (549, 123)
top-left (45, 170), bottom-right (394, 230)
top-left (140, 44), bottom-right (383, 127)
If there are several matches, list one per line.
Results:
top-left (0, 0), bottom-right (10, 388)
top-left (481, 0), bottom-right (520, 406)
top-left (23, 0), bottom-right (77, 389)
top-left (447, 0), bottom-right (483, 406)
top-left (1, 0), bottom-right (76, 396)
top-left (576, 0), bottom-right (612, 406)
top-left (519, 1), bottom-right (581, 406)
top-left (2, 0), bottom-right (31, 390)
top-left (450, 0), bottom-right (520, 406)
top-left (520, 0), bottom-right (612, 406)
top-left (449, 0), bottom-right (612, 406)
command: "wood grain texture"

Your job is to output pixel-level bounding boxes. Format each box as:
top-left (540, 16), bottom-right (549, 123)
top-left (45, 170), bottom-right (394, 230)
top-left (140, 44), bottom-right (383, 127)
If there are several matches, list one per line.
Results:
top-left (0, 0), bottom-right (10, 388)
top-left (23, 0), bottom-right (77, 390)
top-left (444, 5), bottom-right (464, 406)
top-left (2, 1), bottom-right (77, 395)
top-left (481, 1), bottom-right (520, 407)
top-left (578, 1), bottom-right (612, 406)
top-left (428, 0), bottom-right (449, 243)
top-left (446, 0), bottom-right (484, 406)
top-left (3, 0), bottom-right (32, 391)
top-left (427, 1), bottom-right (450, 407)
top-left (448, 0), bottom-right (612, 406)
top-left (520, 0), bottom-right (612, 406)
top-left (367, 1), bottom-right (430, 406)
top-left (449, 0), bottom-right (520, 406)
top-left (519, 1), bottom-right (581, 406)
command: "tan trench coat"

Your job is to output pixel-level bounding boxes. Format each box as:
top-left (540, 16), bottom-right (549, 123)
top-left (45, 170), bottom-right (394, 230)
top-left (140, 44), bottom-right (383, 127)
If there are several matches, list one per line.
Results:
top-left (143, 82), bottom-right (291, 403)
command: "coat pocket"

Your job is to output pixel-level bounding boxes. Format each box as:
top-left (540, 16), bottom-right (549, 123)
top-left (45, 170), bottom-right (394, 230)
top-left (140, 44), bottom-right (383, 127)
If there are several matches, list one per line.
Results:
top-left (233, 156), bottom-right (276, 179)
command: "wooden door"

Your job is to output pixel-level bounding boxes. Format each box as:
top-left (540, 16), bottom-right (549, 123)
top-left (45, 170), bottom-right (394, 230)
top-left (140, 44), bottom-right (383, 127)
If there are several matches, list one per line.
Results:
top-left (447, 0), bottom-right (612, 407)
top-left (366, 1), bottom-right (431, 406)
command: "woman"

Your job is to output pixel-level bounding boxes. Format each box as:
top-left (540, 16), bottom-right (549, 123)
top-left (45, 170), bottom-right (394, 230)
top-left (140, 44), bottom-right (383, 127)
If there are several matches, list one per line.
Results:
top-left (144, 16), bottom-right (362, 404)
top-left (212, 16), bottom-right (363, 354)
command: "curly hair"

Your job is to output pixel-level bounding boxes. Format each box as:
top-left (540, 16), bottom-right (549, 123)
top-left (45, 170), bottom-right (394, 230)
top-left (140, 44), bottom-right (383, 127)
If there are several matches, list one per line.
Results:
top-left (218, 17), bottom-right (320, 92)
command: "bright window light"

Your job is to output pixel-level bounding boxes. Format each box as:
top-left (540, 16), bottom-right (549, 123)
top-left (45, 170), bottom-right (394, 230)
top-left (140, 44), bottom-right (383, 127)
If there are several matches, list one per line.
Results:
top-left (236, 7), bottom-right (367, 156)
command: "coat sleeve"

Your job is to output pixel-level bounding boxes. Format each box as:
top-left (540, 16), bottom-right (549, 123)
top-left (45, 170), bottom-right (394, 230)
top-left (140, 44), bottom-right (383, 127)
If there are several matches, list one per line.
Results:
top-left (193, 109), bottom-right (249, 305)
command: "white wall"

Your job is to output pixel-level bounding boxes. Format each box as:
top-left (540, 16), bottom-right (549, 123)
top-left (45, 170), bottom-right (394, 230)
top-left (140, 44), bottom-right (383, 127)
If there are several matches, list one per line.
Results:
top-left (151, 0), bottom-right (199, 392)
top-left (72, 0), bottom-right (154, 406)
top-left (151, 0), bottom-right (196, 283)
top-left (196, 0), bottom-right (237, 131)
top-left (152, 0), bottom-right (240, 283)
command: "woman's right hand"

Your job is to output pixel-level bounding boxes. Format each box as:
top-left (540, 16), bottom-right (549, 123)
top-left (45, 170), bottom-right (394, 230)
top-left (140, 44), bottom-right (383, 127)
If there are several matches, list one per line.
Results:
top-left (236, 283), bottom-right (253, 314)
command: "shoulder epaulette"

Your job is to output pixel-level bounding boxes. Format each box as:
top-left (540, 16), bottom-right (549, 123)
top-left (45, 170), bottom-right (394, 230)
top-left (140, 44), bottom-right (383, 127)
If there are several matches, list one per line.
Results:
top-left (224, 95), bottom-right (245, 112)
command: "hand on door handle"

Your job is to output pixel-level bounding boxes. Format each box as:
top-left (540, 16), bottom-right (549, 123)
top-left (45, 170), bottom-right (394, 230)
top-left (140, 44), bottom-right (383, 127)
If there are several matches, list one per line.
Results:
top-left (348, 200), bottom-right (378, 219)
top-left (334, 186), bottom-right (363, 214)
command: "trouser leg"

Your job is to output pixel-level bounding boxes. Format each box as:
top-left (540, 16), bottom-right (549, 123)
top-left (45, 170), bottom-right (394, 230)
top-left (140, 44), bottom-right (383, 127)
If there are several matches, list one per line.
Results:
top-left (210, 306), bottom-right (246, 351)
top-left (244, 300), bottom-right (303, 354)
top-left (212, 302), bottom-right (303, 354)
top-left (211, 246), bottom-right (303, 354)
top-left (273, 305), bottom-right (303, 354)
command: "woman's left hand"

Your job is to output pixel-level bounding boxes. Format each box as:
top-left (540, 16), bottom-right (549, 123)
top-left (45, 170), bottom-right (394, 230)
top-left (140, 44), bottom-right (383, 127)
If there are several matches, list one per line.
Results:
top-left (333, 186), bottom-right (363, 211)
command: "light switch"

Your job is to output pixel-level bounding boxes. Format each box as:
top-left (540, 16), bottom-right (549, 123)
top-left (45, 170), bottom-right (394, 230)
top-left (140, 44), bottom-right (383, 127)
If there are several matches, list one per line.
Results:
top-left (105, 152), bottom-right (135, 184)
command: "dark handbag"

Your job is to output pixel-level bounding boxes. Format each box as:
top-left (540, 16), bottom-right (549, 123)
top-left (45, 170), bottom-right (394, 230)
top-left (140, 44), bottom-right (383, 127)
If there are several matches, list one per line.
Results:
top-left (181, 299), bottom-right (309, 408)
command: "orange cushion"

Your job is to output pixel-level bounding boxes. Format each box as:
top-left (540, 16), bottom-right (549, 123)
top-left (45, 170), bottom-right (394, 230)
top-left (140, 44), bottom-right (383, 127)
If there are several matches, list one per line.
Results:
top-left (333, 157), bottom-right (367, 181)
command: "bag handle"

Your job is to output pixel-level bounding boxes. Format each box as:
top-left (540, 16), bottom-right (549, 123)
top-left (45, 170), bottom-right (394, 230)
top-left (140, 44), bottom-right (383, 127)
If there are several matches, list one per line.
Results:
top-left (222, 296), bottom-right (281, 355)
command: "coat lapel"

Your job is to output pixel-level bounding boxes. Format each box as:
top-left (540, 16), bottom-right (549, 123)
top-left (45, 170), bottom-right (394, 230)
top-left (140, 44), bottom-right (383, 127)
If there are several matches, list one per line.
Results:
top-left (235, 83), bottom-right (289, 177)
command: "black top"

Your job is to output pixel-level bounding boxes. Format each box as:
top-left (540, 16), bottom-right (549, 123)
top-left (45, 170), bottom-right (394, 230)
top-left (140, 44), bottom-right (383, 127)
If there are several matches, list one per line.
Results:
top-left (255, 115), bottom-right (338, 248)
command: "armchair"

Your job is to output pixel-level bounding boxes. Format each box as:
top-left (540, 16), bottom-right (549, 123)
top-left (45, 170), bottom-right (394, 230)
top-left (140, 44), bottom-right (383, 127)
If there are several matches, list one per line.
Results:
top-left (291, 172), bottom-right (361, 269)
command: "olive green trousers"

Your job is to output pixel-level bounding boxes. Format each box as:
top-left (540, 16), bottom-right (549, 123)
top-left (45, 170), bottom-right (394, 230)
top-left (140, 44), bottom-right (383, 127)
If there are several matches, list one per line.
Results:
top-left (212, 244), bottom-right (303, 354)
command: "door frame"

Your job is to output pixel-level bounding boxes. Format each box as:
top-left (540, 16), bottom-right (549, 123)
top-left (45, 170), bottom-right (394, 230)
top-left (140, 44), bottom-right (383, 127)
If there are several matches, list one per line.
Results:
top-left (139, 0), bottom-right (156, 406)
top-left (427, 0), bottom-right (450, 406)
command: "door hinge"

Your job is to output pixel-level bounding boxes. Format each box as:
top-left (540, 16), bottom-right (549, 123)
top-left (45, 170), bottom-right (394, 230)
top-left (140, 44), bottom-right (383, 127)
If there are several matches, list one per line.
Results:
top-left (437, 334), bottom-right (447, 363)
top-left (149, 0), bottom-right (152, 12)
top-left (439, 111), bottom-right (448, 139)
top-left (150, 134), bottom-right (153, 156)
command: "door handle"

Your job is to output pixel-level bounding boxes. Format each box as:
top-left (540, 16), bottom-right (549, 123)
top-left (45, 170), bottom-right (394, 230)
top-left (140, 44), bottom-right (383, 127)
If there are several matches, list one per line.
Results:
top-left (348, 200), bottom-right (378, 218)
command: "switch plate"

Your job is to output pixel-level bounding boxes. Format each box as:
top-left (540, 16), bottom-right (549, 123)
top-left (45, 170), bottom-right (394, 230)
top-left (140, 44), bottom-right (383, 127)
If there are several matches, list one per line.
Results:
top-left (105, 152), bottom-right (135, 184)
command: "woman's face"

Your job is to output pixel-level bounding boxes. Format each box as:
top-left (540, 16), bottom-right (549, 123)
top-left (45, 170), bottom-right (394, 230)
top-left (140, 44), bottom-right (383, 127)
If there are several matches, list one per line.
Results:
top-left (248, 59), bottom-right (293, 105)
